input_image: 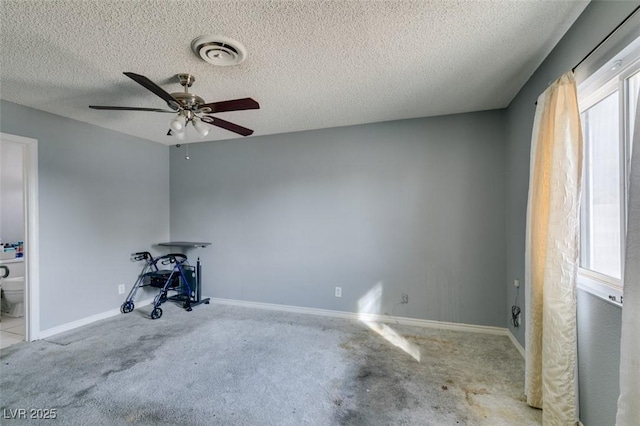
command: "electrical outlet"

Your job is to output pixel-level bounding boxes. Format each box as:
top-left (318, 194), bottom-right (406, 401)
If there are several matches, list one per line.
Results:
top-left (335, 287), bottom-right (342, 298)
top-left (118, 284), bottom-right (125, 295)
top-left (401, 294), bottom-right (409, 304)
top-left (514, 279), bottom-right (520, 288)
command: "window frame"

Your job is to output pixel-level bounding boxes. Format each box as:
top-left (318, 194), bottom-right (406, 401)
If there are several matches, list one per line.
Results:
top-left (576, 49), bottom-right (640, 307)
top-left (579, 80), bottom-right (622, 285)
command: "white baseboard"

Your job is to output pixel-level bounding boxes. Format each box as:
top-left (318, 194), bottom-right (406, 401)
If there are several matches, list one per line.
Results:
top-left (211, 297), bottom-right (510, 336)
top-left (35, 295), bottom-right (525, 358)
top-left (37, 298), bottom-right (154, 340)
top-left (507, 329), bottom-right (525, 358)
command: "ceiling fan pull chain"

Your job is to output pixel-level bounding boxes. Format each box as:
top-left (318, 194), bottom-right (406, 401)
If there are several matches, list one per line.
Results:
top-left (185, 131), bottom-right (190, 160)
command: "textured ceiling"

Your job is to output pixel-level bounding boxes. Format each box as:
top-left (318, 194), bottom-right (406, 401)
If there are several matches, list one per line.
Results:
top-left (0, 0), bottom-right (589, 145)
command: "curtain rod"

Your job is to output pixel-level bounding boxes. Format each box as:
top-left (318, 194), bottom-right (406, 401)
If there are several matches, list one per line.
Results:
top-left (534, 5), bottom-right (640, 105)
top-left (572, 5), bottom-right (640, 73)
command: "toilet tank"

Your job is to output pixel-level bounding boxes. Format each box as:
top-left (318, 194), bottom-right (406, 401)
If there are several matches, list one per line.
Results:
top-left (0, 259), bottom-right (25, 277)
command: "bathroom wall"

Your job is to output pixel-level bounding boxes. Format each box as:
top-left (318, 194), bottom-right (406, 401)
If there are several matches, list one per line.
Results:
top-left (0, 139), bottom-right (25, 243)
top-left (0, 100), bottom-right (170, 331)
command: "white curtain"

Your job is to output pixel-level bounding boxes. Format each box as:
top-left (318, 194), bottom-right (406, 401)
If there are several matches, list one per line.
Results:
top-left (524, 72), bottom-right (583, 425)
top-left (616, 92), bottom-right (640, 425)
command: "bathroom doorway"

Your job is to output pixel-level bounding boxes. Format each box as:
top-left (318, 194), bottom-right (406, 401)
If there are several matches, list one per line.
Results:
top-left (0, 132), bottom-right (39, 347)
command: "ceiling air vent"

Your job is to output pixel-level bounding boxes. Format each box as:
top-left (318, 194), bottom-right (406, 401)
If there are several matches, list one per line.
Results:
top-left (191, 35), bottom-right (247, 66)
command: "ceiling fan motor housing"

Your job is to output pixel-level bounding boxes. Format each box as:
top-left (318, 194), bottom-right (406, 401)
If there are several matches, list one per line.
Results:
top-left (191, 35), bottom-right (247, 66)
top-left (171, 91), bottom-right (205, 109)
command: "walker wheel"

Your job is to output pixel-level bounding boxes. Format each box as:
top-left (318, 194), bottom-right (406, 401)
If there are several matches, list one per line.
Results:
top-left (151, 307), bottom-right (163, 319)
top-left (121, 301), bottom-right (134, 314)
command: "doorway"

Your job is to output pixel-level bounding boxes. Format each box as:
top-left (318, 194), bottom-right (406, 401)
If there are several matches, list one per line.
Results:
top-left (0, 132), bottom-right (39, 345)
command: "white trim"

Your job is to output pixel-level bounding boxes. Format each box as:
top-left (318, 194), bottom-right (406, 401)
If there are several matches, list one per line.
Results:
top-left (37, 298), bottom-right (155, 340)
top-left (0, 132), bottom-right (39, 342)
top-left (578, 267), bottom-right (622, 290)
top-left (578, 77), bottom-right (619, 112)
top-left (34, 295), bottom-right (524, 354)
top-left (507, 329), bottom-right (525, 358)
top-left (211, 297), bottom-right (510, 336)
top-left (577, 273), bottom-right (623, 307)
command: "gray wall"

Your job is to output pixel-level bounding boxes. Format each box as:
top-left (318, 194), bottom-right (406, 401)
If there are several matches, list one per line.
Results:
top-left (171, 111), bottom-right (507, 327)
top-left (577, 291), bottom-right (622, 426)
top-left (504, 2), bottom-right (637, 424)
top-left (0, 100), bottom-right (170, 330)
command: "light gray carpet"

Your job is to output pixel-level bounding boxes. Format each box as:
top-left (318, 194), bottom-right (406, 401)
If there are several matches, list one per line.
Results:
top-left (1, 302), bottom-right (540, 425)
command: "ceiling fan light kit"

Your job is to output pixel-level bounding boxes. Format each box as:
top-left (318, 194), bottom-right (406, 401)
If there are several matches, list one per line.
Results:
top-left (193, 118), bottom-right (210, 137)
top-left (170, 114), bottom-right (187, 132)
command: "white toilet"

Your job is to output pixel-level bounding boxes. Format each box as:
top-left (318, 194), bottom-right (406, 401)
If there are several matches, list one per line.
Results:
top-left (1, 260), bottom-right (24, 318)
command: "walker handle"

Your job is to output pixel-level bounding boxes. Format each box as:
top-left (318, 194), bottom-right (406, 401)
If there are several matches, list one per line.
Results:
top-left (131, 251), bottom-right (152, 262)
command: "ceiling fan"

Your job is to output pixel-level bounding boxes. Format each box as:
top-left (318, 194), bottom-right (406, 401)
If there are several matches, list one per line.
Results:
top-left (90, 72), bottom-right (259, 138)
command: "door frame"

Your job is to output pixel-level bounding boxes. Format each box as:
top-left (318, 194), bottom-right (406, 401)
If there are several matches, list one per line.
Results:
top-left (1, 132), bottom-right (39, 341)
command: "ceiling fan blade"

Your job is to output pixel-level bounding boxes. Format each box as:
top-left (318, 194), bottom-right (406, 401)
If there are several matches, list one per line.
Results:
top-left (199, 98), bottom-right (260, 113)
top-left (123, 72), bottom-right (181, 111)
top-left (202, 116), bottom-right (254, 137)
top-left (89, 106), bottom-right (175, 113)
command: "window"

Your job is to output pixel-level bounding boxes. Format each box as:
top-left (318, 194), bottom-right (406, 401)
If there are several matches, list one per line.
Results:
top-left (581, 90), bottom-right (622, 280)
top-left (578, 45), bottom-right (640, 303)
